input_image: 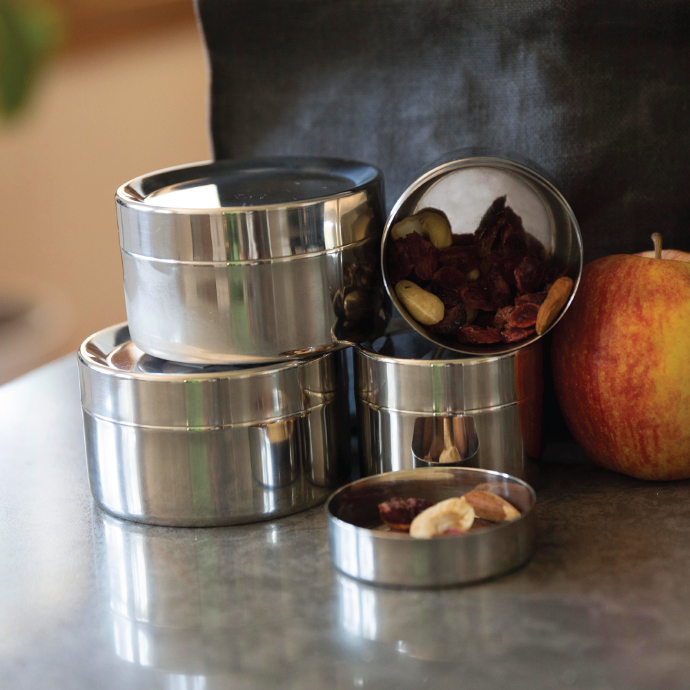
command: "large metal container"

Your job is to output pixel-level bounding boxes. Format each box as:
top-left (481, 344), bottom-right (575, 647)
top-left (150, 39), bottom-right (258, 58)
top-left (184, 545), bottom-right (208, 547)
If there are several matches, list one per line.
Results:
top-left (78, 323), bottom-right (350, 526)
top-left (354, 325), bottom-right (543, 483)
top-left (116, 157), bottom-right (388, 364)
top-left (382, 152), bottom-right (583, 356)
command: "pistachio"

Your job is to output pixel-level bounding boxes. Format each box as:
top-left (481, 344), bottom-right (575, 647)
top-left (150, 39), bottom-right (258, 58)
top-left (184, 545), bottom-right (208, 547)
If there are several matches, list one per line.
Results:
top-left (395, 280), bottom-right (445, 325)
top-left (409, 497), bottom-right (475, 538)
top-left (466, 267), bottom-right (481, 282)
top-left (463, 490), bottom-right (520, 522)
top-left (391, 210), bottom-right (452, 250)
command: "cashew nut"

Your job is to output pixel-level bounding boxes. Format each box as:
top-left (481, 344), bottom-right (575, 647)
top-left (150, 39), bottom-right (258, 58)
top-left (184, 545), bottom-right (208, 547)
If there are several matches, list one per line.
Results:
top-left (391, 210), bottom-right (452, 249)
top-left (409, 497), bottom-right (476, 538)
top-left (395, 280), bottom-right (445, 325)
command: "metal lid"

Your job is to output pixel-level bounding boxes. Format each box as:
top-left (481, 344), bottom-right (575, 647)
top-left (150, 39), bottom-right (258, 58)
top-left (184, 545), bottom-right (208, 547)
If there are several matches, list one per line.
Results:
top-left (382, 151), bottom-right (583, 356)
top-left (117, 157), bottom-right (384, 262)
top-left (354, 324), bottom-right (543, 412)
top-left (78, 324), bottom-right (340, 428)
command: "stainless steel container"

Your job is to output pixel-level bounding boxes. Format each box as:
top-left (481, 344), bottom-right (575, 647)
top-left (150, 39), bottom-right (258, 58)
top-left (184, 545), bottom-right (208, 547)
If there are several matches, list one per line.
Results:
top-left (327, 467), bottom-right (536, 587)
top-left (117, 157), bottom-right (388, 364)
top-left (382, 152), bottom-right (583, 356)
top-left (354, 325), bottom-right (542, 482)
top-left (78, 323), bottom-right (350, 526)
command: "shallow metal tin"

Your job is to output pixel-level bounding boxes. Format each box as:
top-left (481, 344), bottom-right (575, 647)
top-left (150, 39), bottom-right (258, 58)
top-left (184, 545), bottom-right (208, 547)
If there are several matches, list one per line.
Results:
top-left (327, 467), bottom-right (536, 587)
top-left (355, 324), bottom-right (543, 483)
top-left (116, 157), bottom-right (388, 364)
top-left (78, 323), bottom-right (350, 526)
top-left (381, 152), bottom-right (583, 356)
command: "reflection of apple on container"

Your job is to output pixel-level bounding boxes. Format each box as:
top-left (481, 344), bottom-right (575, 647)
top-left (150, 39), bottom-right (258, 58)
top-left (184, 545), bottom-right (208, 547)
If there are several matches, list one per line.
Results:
top-left (552, 234), bottom-right (690, 480)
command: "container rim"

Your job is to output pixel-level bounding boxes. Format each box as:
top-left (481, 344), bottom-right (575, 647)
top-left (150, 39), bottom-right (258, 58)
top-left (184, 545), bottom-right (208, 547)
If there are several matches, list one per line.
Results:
top-left (116, 156), bottom-right (384, 215)
top-left (325, 466), bottom-right (537, 542)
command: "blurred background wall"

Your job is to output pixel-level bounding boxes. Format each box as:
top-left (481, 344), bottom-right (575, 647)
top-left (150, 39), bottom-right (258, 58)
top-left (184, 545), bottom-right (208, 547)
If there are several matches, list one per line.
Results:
top-left (0, 0), bottom-right (209, 383)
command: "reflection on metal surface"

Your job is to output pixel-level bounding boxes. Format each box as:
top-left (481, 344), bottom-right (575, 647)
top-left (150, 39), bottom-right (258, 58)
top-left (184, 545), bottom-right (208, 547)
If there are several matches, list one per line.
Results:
top-left (117, 158), bottom-right (390, 363)
top-left (355, 328), bottom-right (543, 483)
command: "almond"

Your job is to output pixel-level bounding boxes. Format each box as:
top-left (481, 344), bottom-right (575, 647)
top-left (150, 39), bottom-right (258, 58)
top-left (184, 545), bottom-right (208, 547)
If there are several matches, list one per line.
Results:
top-left (535, 276), bottom-right (574, 335)
top-left (463, 490), bottom-right (520, 522)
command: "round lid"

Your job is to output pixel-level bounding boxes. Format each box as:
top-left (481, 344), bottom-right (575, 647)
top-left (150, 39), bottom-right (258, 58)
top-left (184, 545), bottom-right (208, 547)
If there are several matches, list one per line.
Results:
top-left (381, 152), bottom-right (583, 357)
top-left (78, 324), bottom-right (338, 428)
top-left (117, 157), bottom-right (384, 262)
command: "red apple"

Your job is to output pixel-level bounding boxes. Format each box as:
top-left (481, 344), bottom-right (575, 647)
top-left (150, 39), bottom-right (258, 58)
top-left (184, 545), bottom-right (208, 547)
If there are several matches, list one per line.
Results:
top-left (552, 239), bottom-right (690, 480)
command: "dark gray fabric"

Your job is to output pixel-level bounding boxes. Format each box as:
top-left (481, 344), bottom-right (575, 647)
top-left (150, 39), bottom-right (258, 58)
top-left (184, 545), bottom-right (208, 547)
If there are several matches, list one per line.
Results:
top-left (197, 0), bottom-right (690, 261)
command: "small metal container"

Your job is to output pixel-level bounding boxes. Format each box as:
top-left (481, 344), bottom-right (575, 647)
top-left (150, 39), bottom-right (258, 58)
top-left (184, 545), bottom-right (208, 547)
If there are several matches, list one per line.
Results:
top-left (327, 467), bottom-right (536, 587)
top-left (116, 157), bottom-right (388, 364)
top-left (382, 152), bottom-right (583, 356)
top-left (78, 323), bottom-right (350, 526)
top-left (355, 325), bottom-right (542, 483)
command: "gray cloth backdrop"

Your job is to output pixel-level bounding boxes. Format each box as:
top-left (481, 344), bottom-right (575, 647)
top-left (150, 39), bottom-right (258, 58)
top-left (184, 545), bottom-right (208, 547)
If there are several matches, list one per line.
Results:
top-left (197, 0), bottom-right (690, 262)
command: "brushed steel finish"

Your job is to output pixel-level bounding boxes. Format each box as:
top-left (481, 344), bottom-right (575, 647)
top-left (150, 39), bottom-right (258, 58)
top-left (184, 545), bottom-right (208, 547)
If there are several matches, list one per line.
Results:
top-left (116, 157), bottom-right (388, 363)
top-left (326, 467), bottom-right (536, 587)
top-left (78, 324), bottom-right (350, 526)
top-left (354, 327), bottom-right (543, 482)
top-left (381, 152), bottom-right (583, 356)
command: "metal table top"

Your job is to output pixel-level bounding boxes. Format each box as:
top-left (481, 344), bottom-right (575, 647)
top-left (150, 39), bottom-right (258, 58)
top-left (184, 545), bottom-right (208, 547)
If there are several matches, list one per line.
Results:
top-left (2, 356), bottom-right (690, 690)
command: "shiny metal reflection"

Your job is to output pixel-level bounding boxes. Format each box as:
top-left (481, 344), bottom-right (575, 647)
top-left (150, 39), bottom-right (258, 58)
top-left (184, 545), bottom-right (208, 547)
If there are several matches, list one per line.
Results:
top-left (411, 415), bottom-right (479, 468)
top-left (249, 418), bottom-right (301, 488)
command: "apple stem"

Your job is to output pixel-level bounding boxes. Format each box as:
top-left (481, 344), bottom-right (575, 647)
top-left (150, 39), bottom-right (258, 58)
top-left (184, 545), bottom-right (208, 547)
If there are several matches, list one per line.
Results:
top-left (652, 233), bottom-right (663, 260)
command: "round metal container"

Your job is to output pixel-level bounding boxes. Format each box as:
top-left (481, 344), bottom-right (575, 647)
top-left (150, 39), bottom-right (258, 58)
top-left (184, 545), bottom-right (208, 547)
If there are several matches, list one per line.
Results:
top-left (116, 157), bottom-right (388, 364)
top-left (327, 467), bottom-right (536, 587)
top-left (382, 152), bottom-right (583, 356)
top-left (355, 324), bottom-right (543, 483)
top-left (78, 323), bottom-right (350, 526)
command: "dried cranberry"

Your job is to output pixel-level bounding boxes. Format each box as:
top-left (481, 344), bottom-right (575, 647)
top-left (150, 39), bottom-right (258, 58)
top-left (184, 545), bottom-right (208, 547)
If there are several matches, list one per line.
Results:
top-left (387, 239), bottom-right (413, 283)
top-left (514, 256), bottom-right (545, 294)
top-left (429, 303), bottom-right (467, 334)
top-left (460, 283), bottom-right (495, 311)
top-left (501, 327), bottom-right (536, 343)
top-left (456, 325), bottom-right (503, 344)
top-left (430, 266), bottom-right (466, 291)
top-left (487, 268), bottom-right (513, 308)
top-left (515, 291), bottom-right (547, 306)
top-left (403, 231), bottom-right (438, 281)
top-left (508, 303), bottom-right (539, 329)
top-left (378, 497), bottom-right (435, 531)
top-left (494, 306), bottom-right (515, 328)
top-left (438, 245), bottom-right (479, 273)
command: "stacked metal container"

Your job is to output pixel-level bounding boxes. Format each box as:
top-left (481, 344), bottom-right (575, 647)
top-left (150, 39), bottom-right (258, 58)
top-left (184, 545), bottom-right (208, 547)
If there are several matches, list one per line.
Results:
top-left (79, 157), bottom-right (388, 526)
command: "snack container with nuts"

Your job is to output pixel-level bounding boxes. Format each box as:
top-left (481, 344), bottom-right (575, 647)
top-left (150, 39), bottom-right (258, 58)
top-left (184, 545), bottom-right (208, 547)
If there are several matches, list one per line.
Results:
top-left (381, 152), bottom-right (583, 356)
top-left (326, 467), bottom-right (536, 587)
top-left (79, 323), bottom-right (350, 526)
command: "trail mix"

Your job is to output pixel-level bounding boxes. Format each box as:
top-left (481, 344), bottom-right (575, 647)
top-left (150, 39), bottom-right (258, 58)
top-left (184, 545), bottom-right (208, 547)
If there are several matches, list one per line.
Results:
top-left (386, 196), bottom-right (572, 345)
top-left (378, 490), bottom-right (520, 539)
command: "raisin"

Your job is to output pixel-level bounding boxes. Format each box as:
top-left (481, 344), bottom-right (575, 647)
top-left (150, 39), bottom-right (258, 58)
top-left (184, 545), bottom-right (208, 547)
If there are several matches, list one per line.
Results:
top-left (430, 266), bottom-right (466, 291)
top-left (387, 238), bottom-right (413, 283)
top-left (452, 233), bottom-right (476, 247)
top-left (378, 497), bottom-right (435, 531)
top-left (508, 303), bottom-right (539, 329)
top-left (514, 256), bottom-right (545, 294)
top-left (501, 327), bottom-right (536, 343)
top-left (456, 325), bottom-right (503, 344)
top-left (428, 283), bottom-right (461, 307)
top-left (487, 268), bottom-right (513, 308)
top-left (515, 291), bottom-right (547, 306)
top-left (474, 312), bottom-right (498, 328)
top-left (403, 231), bottom-right (438, 281)
top-left (460, 282), bottom-right (495, 311)
top-left (474, 196), bottom-right (507, 257)
top-left (494, 306), bottom-right (515, 328)
top-left (438, 245), bottom-right (479, 273)
top-left (428, 303), bottom-right (467, 334)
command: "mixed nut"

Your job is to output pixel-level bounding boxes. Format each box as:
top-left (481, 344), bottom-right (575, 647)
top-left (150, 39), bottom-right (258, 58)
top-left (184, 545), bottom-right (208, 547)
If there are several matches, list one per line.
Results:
top-left (378, 488), bottom-right (520, 538)
top-left (386, 197), bottom-right (573, 345)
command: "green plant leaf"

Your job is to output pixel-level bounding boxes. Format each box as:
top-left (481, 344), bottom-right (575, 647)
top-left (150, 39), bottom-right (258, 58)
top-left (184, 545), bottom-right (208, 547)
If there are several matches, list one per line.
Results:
top-left (0, 1), bottom-right (63, 118)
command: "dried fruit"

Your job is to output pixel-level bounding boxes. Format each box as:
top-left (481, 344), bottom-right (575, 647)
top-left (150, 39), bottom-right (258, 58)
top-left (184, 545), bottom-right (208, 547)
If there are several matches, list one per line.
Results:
top-left (438, 245), bottom-right (479, 273)
top-left (378, 497), bottom-right (435, 531)
top-left (402, 231), bottom-right (438, 281)
top-left (387, 238), bottom-right (413, 283)
top-left (508, 302), bottom-right (539, 329)
top-left (536, 276), bottom-right (574, 334)
top-left (395, 280), bottom-right (445, 325)
top-left (514, 256), bottom-right (545, 294)
top-left (475, 196), bottom-right (507, 257)
top-left (515, 291), bottom-right (547, 306)
top-left (501, 327), bottom-right (536, 343)
top-left (428, 303), bottom-right (467, 334)
top-left (430, 266), bottom-right (466, 291)
top-left (391, 210), bottom-right (452, 249)
top-left (457, 324), bottom-right (502, 344)
top-left (460, 283), bottom-right (495, 311)
top-left (409, 497), bottom-right (475, 538)
top-left (452, 233), bottom-right (475, 247)
top-left (494, 306), bottom-right (515, 328)
top-left (487, 268), bottom-right (513, 308)
top-left (463, 490), bottom-right (520, 522)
